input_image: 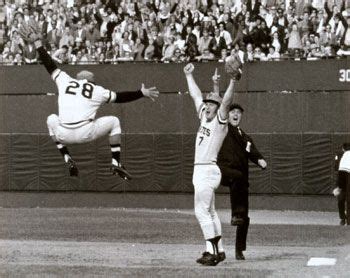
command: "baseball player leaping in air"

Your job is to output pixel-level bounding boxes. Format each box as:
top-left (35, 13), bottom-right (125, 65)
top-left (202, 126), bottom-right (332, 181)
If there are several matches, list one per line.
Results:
top-left (183, 56), bottom-right (242, 266)
top-left (18, 21), bottom-right (159, 179)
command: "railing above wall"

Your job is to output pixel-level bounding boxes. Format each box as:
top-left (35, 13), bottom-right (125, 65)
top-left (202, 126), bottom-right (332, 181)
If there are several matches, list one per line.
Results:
top-left (1, 59), bottom-right (349, 95)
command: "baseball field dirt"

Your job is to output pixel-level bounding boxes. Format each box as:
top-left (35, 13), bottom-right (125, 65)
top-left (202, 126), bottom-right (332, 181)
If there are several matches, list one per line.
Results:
top-left (0, 208), bottom-right (349, 277)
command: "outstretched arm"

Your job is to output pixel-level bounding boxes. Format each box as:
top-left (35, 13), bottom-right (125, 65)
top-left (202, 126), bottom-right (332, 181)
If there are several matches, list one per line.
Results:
top-left (218, 79), bottom-right (235, 120)
top-left (34, 40), bottom-right (58, 75)
top-left (218, 54), bottom-right (242, 120)
top-left (183, 63), bottom-right (203, 112)
top-left (114, 84), bottom-right (159, 103)
top-left (18, 20), bottom-right (58, 75)
top-left (212, 68), bottom-right (220, 95)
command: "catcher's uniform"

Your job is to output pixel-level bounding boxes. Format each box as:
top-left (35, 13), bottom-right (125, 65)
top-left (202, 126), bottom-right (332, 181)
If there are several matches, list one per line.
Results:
top-left (193, 103), bottom-right (228, 239)
top-left (47, 69), bottom-right (121, 144)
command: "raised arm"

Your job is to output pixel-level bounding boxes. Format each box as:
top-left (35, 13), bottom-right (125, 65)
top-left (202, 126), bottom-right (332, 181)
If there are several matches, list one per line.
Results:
top-left (219, 54), bottom-right (242, 119)
top-left (218, 79), bottom-right (235, 120)
top-left (183, 63), bottom-right (203, 112)
top-left (18, 20), bottom-right (58, 75)
top-left (212, 68), bottom-right (220, 95)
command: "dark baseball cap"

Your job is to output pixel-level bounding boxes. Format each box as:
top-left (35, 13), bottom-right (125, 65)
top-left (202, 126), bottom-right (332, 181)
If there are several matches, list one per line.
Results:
top-left (343, 143), bottom-right (350, 150)
top-left (229, 103), bottom-right (244, 112)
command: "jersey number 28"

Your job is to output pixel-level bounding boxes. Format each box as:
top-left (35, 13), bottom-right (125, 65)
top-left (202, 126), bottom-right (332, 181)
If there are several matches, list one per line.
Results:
top-left (65, 81), bottom-right (94, 99)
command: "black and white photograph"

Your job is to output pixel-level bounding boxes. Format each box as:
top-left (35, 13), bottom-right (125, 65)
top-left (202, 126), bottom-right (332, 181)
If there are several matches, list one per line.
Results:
top-left (0, 0), bottom-right (349, 276)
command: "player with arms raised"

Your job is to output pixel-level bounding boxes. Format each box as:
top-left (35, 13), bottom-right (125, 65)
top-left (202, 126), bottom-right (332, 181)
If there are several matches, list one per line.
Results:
top-left (183, 57), bottom-right (242, 266)
top-left (18, 21), bottom-right (159, 179)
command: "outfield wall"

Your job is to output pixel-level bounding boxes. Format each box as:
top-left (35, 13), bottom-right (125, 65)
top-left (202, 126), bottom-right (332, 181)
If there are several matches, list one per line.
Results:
top-left (0, 61), bottom-right (349, 194)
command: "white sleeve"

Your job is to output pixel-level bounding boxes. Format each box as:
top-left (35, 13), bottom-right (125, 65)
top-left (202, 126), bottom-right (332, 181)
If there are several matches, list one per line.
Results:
top-left (198, 103), bottom-right (205, 120)
top-left (52, 69), bottom-right (72, 93)
top-left (98, 86), bottom-right (117, 104)
top-left (216, 109), bottom-right (228, 125)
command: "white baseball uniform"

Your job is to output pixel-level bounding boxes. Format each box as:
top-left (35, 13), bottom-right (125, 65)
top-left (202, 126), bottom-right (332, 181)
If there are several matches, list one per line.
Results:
top-left (47, 69), bottom-right (121, 144)
top-left (193, 103), bottom-right (228, 240)
top-left (339, 151), bottom-right (350, 173)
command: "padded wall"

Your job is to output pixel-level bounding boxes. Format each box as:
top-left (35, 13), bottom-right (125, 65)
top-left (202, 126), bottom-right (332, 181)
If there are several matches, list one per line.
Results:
top-left (1, 133), bottom-right (349, 193)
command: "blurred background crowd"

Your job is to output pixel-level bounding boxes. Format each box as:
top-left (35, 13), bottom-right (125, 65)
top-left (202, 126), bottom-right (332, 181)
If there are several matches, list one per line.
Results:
top-left (0, 0), bottom-right (349, 65)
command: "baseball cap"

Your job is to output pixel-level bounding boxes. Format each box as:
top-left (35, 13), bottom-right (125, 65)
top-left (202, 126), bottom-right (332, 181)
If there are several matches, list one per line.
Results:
top-left (229, 103), bottom-right (244, 112)
top-left (343, 143), bottom-right (350, 150)
top-left (76, 70), bottom-right (94, 82)
top-left (203, 93), bottom-right (222, 105)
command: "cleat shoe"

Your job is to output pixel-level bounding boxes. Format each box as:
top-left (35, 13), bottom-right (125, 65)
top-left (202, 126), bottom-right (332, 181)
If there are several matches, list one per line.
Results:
top-left (231, 216), bottom-right (244, 226)
top-left (196, 252), bottom-right (218, 266)
top-left (67, 157), bottom-right (79, 176)
top-left (235, 250), bottom-right (245, 260)
top-left (110, 164), bottom-right (132, 180)
top-left (340, 219), bottom-right (346, 226)
top-left (218, 252), bottom-right (226, 263)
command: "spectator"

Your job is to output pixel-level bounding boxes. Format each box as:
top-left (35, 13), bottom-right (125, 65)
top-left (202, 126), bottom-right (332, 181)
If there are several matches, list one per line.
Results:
top-left (52, 45), bottom-right (69, 64)
top-left (231, 44), bottom-right (245, 64)
top-left (174, 32), bottom-right (186, 52)
top-left (195, 48), bottom-right (215, 61)
top-left (133, 37), bottom-right (145, 61)
top-left (59, 26), bottom-right (75, 49)
top-left (288, 22), bottom-right (302, 54)
top-left (244, 42), bottom-right (254, 62)
top-left (212, 26), bottom-right (227, 58)
top-left (85, 22), bottom-right (101, 44)
top-left (267, 45), bottom-right (280, 60)
top-left (271, 31), bottom-right (282, 53)
top-left (22, 42), bottom-right (38, 64)
top-left (171, 48), bottom-right (187, 63)
top-left (144, 37), bottom-right (155, 60)
top-left (219, 22), bottom-right (233, 47)
top-left (46, 20), bottom-right (61, 48)
top-left (2, 0), bottom-right (350, 64)
top-left (218, 48), bottom-right (229, 62)
top-left (338, 12), bottom-right (350, 51)
top-left (198, 28), bottom-right (215, 55)
top-left (119, 31), bottom-right (134, 58)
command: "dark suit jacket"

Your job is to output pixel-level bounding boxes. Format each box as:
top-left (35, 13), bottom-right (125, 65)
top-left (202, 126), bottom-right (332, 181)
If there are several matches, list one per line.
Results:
top-left (218, 124), bottom-right (264, 187)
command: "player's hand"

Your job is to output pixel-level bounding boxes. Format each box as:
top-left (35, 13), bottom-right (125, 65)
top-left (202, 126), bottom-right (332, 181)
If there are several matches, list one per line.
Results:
top-left (141, 83), bottom-right (159, 101)
top-left (332, 187), bottom-right (341, 197)
top-left (18, 19), bottom-right (43, 44)
top-left (183, 63), bottom-right (194, 75)
top-left (258, 159), bottom-right (267, 169)
top-left (212, 68), bottom-right (220, 84)
top-left (225, 54), bottom-right (242, 81)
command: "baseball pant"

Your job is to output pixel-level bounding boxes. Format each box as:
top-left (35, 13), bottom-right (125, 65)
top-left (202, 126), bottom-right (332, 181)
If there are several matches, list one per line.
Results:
top-left (192, 164), bottom-right (222, 240)
top-left (47, 114), bottom-right (121, 144)
top-left (229, 179), bottom-right (250, 251)
top-left (337, 171), bottom-right (349, 220)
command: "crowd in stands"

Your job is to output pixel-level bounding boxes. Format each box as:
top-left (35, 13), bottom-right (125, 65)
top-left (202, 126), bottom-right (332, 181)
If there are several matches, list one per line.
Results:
top-left (0, 0), bottom-right (349, 65)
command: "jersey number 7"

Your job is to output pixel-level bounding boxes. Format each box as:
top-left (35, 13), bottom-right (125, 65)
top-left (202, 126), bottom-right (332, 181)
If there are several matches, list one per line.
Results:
top-left (65, 81), bottom-right (94, 99)
top-left (198, 136), bottom-right (204, 145)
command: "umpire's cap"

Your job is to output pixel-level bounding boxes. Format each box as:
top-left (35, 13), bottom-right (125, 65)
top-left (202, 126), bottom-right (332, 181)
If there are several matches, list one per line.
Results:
top-left (229, 103), bottom-right (244, 112)
top-left (203, 93), bottom-right (222, 106)
top-left (343, 143), bottom-right (350, 151)
top-left (76, 70), bottom-right (95, 82)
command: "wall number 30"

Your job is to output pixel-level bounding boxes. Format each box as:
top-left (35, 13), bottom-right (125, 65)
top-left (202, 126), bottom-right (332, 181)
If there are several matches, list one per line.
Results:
top-left (339, 69), bottom-right (350, 82)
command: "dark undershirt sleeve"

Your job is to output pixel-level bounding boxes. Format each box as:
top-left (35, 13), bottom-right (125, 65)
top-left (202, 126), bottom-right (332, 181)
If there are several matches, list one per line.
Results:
top-left (37, 46), bottom-right (58, 75)
top-left (114, 90), bottom-right (144, 103)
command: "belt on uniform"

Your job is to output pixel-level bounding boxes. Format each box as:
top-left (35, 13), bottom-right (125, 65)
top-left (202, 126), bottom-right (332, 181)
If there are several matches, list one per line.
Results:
top-left (63, 119), bottom-right (93, 125)
top-left (194, 162), bottom-right (217, 166)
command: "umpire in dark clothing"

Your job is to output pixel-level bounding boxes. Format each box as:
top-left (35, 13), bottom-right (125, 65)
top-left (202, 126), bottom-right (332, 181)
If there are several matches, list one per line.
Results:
top-left (218, 103), bottom-right (267, 260)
